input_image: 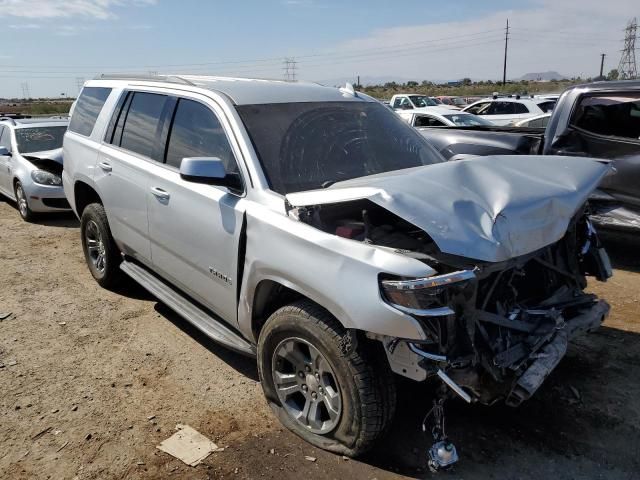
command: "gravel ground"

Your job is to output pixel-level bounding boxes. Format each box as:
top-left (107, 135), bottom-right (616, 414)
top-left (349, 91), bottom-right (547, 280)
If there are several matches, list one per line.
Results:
top-left (0, 198), bottom-right (639, 480)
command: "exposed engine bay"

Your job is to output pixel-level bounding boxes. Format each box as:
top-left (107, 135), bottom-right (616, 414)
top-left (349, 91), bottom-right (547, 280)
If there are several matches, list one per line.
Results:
top-left (292, 199), bottom-right (612, 408)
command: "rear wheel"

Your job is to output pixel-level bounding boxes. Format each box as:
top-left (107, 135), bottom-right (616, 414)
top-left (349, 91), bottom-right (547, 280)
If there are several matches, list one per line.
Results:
top-left (257, 300), bottom-right (396, 456)
top-left (14, 181), bottom-right (34, 222)
top-left (80, 203), bottom-right (122, 288)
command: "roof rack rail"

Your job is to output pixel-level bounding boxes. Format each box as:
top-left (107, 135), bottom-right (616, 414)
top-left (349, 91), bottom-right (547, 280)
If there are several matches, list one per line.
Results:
top-left (93, 74), bottom-right (196, 86)
top-left (0, 117), bottom-right (17, 125)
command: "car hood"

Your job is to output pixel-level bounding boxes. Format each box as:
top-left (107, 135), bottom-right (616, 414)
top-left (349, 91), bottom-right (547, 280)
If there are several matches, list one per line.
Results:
top-left (286, 155), bottom-right (611, 262)
top-left (22, 148), bottom-right (63, 165)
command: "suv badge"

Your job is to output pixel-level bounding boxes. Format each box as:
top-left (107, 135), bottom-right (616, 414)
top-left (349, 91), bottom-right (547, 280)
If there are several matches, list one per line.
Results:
top-left (208, 267), bottom-right (232, 286)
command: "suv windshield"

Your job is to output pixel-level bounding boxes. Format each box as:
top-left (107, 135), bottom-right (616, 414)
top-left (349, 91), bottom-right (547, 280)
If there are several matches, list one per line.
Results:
top-left (15, 126), bottom-right (67, 154)
top-left (409, 95), bottom-right (438, 107)
top-left (237, 101), bottom-right (443, 194)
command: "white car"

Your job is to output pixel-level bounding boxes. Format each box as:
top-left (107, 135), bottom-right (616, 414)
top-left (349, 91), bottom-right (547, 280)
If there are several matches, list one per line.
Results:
top-left (396, 107), bottom-right (494, 127)
top-left (462, 97), bottom-right (556, 126)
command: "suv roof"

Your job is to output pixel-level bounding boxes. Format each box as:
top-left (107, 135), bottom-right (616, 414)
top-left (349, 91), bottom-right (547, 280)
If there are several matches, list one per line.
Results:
top-left (88, 74), bottom-right (374, 106)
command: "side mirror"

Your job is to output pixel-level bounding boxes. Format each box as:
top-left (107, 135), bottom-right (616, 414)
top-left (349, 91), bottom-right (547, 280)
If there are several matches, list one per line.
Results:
top-left (179, 157), bottom-right (243, 193)
top-left (0, 146), bottom-right (10, 156)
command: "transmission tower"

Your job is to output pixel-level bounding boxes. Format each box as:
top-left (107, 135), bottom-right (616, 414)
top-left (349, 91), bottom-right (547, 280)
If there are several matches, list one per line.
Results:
top-left (283, 57), bottom-right (297, 82)
top-left (75, 77), bottom-right (85, 93)
top-left (618, 18), bottom-right (638, 80)
top-left (21, 82), bottom-right (31, 99)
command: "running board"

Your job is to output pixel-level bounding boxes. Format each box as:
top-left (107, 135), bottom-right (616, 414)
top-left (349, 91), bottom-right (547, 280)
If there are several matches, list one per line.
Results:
top-left (120, 260), bottom-right (256, 357)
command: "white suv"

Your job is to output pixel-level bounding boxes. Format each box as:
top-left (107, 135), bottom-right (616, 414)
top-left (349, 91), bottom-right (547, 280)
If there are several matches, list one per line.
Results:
top-left (63, 75), bottom-right (611, 468)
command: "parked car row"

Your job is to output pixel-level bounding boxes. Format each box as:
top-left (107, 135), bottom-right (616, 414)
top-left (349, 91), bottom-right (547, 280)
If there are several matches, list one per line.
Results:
top-left (1, 76), bottom-right (621, 471)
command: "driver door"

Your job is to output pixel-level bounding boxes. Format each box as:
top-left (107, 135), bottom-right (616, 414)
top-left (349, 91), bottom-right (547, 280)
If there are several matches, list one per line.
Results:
top-left (0, 126), bottom-right (14, 196)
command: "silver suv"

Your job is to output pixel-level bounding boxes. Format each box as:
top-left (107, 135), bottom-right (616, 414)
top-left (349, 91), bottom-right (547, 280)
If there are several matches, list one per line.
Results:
top-left (63, 75), bottom-right (612, 468)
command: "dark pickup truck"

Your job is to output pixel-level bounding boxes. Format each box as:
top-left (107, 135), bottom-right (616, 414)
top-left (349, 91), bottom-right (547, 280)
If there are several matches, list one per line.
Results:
top-left (418, 80), bottom-right (640, 231)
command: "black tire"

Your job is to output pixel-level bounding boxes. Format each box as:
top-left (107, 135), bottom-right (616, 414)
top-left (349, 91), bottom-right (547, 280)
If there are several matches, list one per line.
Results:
top-left (80, 202), bottom-right (122, 288)
top-left (14, 181), bottom-right (35, 222)
top-left (257, 299), bottom-right (396, 456)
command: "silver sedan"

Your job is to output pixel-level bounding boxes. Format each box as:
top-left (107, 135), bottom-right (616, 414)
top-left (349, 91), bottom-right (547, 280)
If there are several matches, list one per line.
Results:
top-left (0, 118), bottom-right (70, 221)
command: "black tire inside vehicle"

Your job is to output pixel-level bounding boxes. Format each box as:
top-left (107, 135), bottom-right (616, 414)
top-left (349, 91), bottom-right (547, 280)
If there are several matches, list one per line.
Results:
top-left (14, 181), bottom-right (35, 222)
top-left (257, 300), bottom-right (396, 456)
top-left (80, 203), bottom-right (122, 288)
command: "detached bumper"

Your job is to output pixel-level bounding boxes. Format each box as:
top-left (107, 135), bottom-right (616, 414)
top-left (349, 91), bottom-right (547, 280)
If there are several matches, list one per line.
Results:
top-left (505, 300), bottom-right (610, 407)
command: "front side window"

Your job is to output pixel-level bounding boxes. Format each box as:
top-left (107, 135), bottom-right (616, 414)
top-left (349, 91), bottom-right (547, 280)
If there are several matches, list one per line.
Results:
top-left (236, 101), bottom-right (443, 195)
top-left (571, 93), bottom-right (640, 140)
top-left (68, 87), bottom-right (112, 137)
top-left (119, 92), bottom-right (169, 161)
top-left (15, 126), bottom-right (67, 154)
top-left (165, 98), bottom-right (237, 172)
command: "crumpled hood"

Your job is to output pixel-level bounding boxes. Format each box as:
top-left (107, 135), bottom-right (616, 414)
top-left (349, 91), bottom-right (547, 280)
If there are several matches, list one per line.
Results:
top-left (22, 148), bottom-right (63, 165)
top-left (286, 155), bottom-right (611, 262)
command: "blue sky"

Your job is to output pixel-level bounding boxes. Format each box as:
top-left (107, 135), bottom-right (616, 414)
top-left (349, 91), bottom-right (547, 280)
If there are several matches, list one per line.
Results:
top-left (0, 0), bottom-right (637, 98)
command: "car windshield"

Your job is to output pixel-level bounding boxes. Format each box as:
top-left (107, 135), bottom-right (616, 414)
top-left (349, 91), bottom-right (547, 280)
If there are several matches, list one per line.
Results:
top-left (409, 95), bottom-right (438, 107)
top-left (452, 97), bottom-right (467, 106)
top-left (444, 114), bottom-right (493, 126)
top-left (236, 101), bottom-right (444, 194)
top-left (15, 126), bottom-right (67, 154)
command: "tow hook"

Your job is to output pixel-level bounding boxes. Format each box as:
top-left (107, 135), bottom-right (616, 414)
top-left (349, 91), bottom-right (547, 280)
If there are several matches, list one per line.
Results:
top-left (422, 394), bottom-right (459, 471)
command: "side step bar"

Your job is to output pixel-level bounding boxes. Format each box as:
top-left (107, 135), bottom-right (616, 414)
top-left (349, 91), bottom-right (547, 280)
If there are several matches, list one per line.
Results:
top-left (120, 260), bottom-right (256, 357)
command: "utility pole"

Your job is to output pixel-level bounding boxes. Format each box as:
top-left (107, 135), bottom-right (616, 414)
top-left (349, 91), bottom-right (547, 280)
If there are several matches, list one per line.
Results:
top-left (21, 82), bottom-right (31, 100)
top-left (75, 77), bottom-right (85, 94)
top-left (600, 53), bottom-right (606, 78)
top-left (357, 75), bottom-right (360, 88)
top-left (502, 19), bottom-right (509, 86)
top-left (618, 18), bottom-right (638, 80)
top-left (283, 57), bottom-right (297, 82)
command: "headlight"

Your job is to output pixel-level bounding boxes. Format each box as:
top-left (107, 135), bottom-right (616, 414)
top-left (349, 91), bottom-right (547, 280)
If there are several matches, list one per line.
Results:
top-left (31, 170), bottom-right (62, 186)
top-left (380, 270), bottom-right (475, 316)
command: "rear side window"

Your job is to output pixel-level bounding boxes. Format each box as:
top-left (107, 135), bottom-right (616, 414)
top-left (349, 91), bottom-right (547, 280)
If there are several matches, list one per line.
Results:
top-left (68, 87), bottom-right (112, 137)
top-left (165, 98), bottom-right (237, 172)
top-left (537, 101), bottom-right (556, 113)
top-left (513, 103), bottom-right (530, 114)
top-left (119, 92), bottom-right (169, 161)
top-left (488, 102), bottom-right (516, 115)
top-left (571, 93), bottom-right (640, 140)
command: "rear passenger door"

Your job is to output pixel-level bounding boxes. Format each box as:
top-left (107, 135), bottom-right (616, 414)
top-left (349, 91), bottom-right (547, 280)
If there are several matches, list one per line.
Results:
top-left (145, 94), bottom-right (245, 325)
top-left (96, 91), bottom-right (172, 263)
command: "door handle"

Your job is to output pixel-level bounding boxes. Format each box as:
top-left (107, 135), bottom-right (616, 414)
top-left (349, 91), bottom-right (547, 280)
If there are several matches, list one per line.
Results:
top-left (98, 162), bottom-right (112, 173)
top-left (150, 187), bottom-right (170, 201)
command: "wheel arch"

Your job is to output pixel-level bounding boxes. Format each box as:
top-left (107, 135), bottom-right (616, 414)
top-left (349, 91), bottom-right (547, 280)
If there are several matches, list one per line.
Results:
top-left (74, 180), bottom-right (102, 217)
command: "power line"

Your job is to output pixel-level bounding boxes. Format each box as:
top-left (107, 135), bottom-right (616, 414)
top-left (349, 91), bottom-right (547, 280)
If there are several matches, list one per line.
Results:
top-left (618, 17), bottom-right (638, 79)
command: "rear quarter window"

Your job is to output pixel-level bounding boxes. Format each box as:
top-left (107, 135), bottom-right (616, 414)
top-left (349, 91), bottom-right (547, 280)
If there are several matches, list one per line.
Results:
top-left (68, 87), bottom-right (112, 137)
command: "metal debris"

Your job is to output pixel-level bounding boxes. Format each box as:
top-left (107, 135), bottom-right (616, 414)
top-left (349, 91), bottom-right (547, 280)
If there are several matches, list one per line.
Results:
top-left (304, 456), bottom-right (317, 462)
top-left (0, 312), bottom-right (12, 320)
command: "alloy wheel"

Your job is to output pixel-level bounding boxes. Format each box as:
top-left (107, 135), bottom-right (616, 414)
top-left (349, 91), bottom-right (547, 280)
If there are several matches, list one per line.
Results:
top-left (271, 337), bottom-right (342, 434)
top-left (85, 220), bottom-right (106, 274)
top-left (15, 184), bottom-right (28, 218)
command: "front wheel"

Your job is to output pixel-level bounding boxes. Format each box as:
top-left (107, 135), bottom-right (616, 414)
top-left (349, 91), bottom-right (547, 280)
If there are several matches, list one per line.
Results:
top-left (80, 203), bottom-right (122, 288)
top-left (257, 300), bottom-right (396, 456)
top-left (14, 181), bottom-right (34, 222)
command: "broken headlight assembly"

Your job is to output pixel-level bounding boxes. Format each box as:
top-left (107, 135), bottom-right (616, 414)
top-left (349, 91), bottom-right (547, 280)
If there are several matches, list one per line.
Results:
top-left (380, 270), bottom-right (476, 316)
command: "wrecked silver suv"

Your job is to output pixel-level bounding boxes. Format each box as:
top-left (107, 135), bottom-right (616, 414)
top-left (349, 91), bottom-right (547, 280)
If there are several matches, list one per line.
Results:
top-left (63, 76), bottom-right (612, 469)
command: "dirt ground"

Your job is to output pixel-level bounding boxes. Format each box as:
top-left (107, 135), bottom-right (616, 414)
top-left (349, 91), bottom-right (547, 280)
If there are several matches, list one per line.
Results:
top-left (1, 198), bottom-right (639, 480)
